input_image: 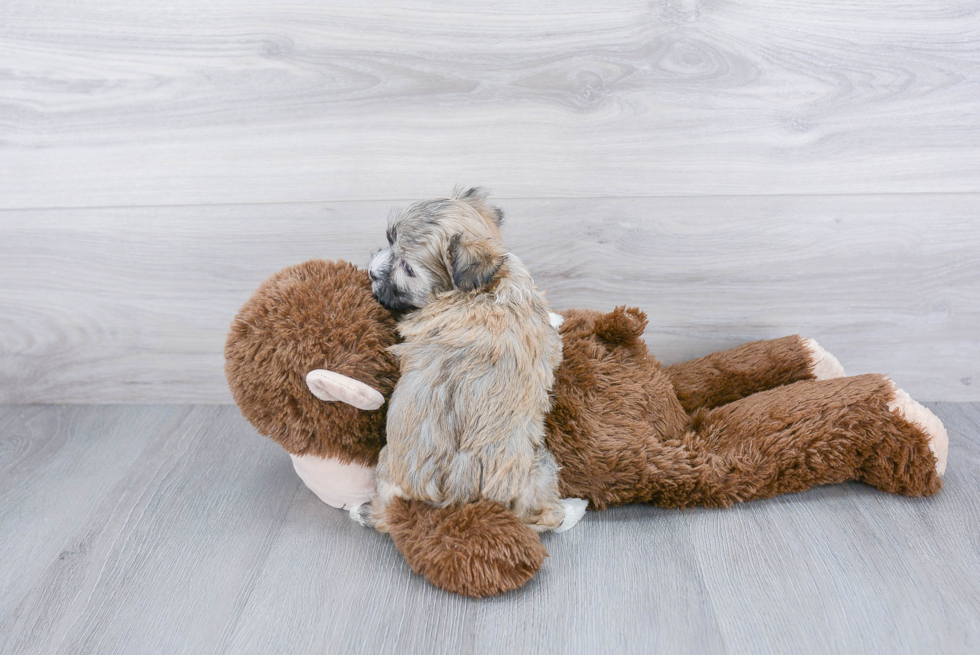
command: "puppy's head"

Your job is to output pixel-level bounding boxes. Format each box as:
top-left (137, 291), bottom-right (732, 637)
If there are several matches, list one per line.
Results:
top-left (369, 187), bottom-right (507, 313)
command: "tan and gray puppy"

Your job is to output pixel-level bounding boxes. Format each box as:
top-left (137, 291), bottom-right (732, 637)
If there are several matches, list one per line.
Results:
top-left (359, 188), bottom-right (587, 533)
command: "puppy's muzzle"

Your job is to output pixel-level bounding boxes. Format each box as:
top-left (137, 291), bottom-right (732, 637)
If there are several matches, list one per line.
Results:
top-left (369, 248), bottom-right (417, 313)
top-left (368, 248), bottom-right (392, 284)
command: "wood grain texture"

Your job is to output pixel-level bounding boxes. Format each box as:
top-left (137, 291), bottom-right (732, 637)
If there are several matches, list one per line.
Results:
top-left (0, 0), bottom-right (978, 208)
top-left (1, 194), bottom-right (976, 403)
top-left (0, 403), bottom-right (978, 654)
top-left (0, 405), bottom-right (189, 619)
top-left (0, 405), bottom-right (300, 655)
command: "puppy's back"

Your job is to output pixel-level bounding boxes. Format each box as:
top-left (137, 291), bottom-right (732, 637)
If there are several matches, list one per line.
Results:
top-left (380, 256), bottom-right (562, 507)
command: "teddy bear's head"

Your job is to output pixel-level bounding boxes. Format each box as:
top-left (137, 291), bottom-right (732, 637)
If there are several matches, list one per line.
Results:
top-left (225, 259), bottom-right (400, 466)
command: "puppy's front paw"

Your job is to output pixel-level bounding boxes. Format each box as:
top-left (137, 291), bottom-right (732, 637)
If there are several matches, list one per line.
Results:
top-left (554, 498), bottom-right (588, 533)
top-left (548, 312), bottom-right (564, 330)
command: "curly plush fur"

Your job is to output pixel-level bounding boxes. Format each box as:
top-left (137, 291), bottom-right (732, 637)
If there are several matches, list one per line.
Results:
top-left (385, 497), bottom-right (547, 597)
top-left (226, 261), bottom-right (946, 597)
top-left (549, 308), bottom-right (942, 508)
top-left (225, 260), bottom-right (399, 465)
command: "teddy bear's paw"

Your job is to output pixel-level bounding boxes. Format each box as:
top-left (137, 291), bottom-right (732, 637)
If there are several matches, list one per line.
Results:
top-left (554, 498), bottom-right (588, 533)
top-left (887, 382), bottom-right (949, 476)
top-left (804, 338), bottom-right (846, 380)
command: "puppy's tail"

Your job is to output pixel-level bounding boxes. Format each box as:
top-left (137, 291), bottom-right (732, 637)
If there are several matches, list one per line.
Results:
top-left (384, 497), bottom-right (547, 597)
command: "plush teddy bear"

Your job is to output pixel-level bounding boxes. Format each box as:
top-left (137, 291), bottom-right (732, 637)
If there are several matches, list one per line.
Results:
top-left (225, 259), bottom-right (949, 597)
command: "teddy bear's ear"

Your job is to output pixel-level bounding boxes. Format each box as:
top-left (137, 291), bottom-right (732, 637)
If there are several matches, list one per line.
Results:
top-left (594, 306), bottom-right (648, 346)
top-left (306, 369), bottom-right (385, 410)
top-left (447, 233), bottom-right (505, 292)
top-left (454, 186), bottom-right (504, 227)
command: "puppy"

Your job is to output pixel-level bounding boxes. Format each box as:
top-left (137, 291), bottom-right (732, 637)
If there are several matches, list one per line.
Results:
top-left (358, 187), bottom-right (587, 533)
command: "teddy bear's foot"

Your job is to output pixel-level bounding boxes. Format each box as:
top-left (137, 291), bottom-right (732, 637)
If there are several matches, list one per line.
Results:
top-left (554, 498), bottom-right (588, 533)
top-left (887, 382), bottom-right (948, 476)
top-left (803, 338), bottom-right (846, 380)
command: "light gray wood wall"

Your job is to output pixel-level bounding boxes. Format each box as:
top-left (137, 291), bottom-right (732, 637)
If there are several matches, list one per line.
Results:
top-left (1, 0), bottom-right (978, 402)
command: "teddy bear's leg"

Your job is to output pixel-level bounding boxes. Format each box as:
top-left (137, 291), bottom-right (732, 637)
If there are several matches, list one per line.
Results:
top-left (676, 374), bottom-right (945, 507)
top-left (664, 335), bottom-right (845, 412)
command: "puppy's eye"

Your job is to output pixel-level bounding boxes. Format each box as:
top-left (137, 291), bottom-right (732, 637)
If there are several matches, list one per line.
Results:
top-left (401, 260), bottom-right (416, 277)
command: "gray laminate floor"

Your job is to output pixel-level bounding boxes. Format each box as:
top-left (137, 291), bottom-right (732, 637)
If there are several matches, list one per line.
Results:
top-left (1, 403), bottom-right (978, 655)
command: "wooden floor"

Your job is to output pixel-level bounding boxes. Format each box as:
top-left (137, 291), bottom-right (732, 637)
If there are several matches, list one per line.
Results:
top-left (1, 403), bottom-right (978, 654)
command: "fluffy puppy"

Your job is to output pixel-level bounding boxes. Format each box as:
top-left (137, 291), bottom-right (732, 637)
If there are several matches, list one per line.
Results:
top-left (360, 188), bottom-right (586, 533)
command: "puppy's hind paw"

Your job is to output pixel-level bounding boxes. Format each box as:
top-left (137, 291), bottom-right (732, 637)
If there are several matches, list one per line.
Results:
top-left (554, 498), bottom-right (588, 533)
top-left (348, 503), bottom-right (372, 527)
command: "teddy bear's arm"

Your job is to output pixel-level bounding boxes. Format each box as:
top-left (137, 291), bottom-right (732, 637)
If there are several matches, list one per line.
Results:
top-left (663, 335), bottom-right (844, 413)
top-left (306, 369), bottom-right (385, 410)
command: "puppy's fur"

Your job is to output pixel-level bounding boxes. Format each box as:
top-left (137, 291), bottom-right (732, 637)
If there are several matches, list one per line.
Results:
top-left (362, 188), bottom-right (582, 533)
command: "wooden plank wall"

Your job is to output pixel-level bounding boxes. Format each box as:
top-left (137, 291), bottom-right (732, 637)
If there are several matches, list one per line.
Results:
top-left (1, 0), bottom-right (977, 402)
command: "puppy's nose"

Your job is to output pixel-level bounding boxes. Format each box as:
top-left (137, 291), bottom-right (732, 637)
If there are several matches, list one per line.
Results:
top-left (368, 268), bottom-right (379, 282)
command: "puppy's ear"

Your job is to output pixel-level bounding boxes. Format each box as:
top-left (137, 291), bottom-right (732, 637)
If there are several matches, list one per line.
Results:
top-left (454, 186), bottom-right (504, 227)
top-left (448, 233), bottom-right (504, 292)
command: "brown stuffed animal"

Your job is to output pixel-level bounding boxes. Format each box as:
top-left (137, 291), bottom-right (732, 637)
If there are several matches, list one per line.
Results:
top-left (226, 259), bottom-right (949, 598)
